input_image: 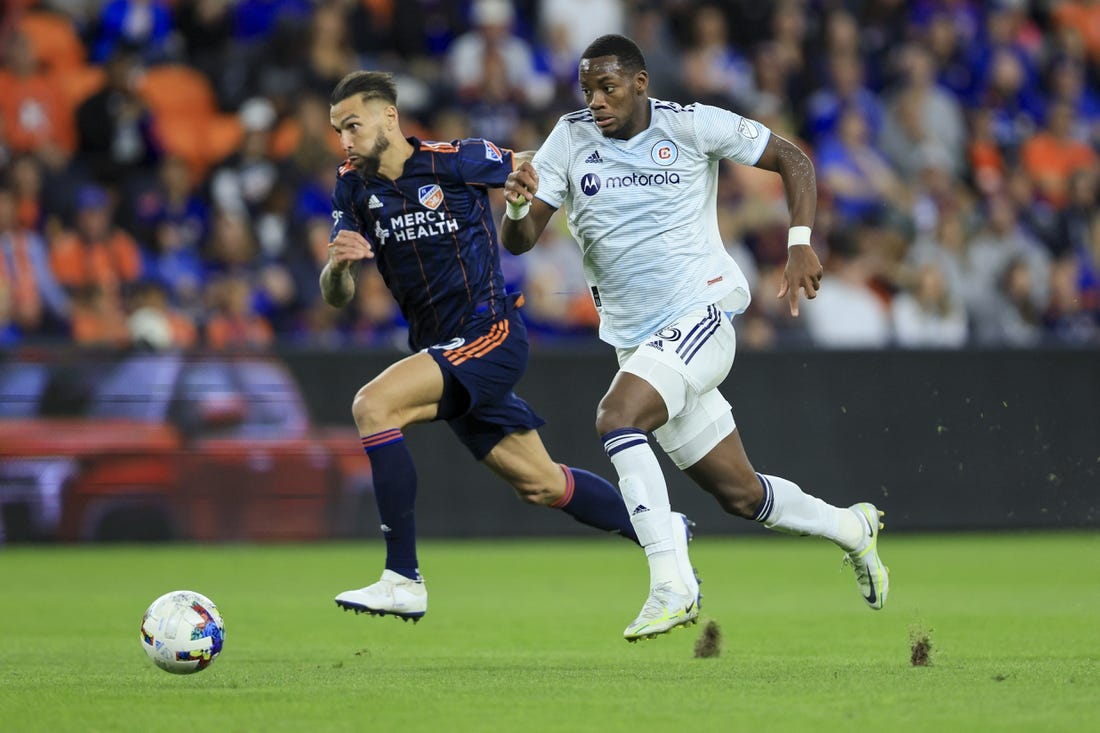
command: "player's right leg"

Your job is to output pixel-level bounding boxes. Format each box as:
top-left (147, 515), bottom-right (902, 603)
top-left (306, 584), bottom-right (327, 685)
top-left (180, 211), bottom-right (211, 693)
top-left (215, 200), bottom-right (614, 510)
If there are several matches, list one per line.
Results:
top-left (596, 370), bottom-right (699, 641)
top-left (334, 352), bottom-right (444, 621)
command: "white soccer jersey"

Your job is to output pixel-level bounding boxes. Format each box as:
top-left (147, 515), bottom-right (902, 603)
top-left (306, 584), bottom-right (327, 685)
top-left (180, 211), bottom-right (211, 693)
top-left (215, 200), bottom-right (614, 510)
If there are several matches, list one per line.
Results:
top-left (533, 99), bottom-right (772, 347)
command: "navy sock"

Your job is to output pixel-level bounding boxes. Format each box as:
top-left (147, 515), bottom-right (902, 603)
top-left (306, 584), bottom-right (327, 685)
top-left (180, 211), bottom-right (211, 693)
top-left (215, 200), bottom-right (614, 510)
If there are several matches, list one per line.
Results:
top-left (553, 465), bottom-right (639, 544)
top-left (361, 429), bottom-right (419, 579)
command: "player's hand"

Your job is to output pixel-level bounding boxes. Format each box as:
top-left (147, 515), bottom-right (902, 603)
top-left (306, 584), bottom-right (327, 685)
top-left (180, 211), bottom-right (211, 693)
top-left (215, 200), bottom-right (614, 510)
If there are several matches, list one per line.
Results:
top-left (328, 229), bottom-right (374, 269)
top-left (777, 244), bottom-right (823, 317)
top-left (505, 161), bottom-right (539, 206)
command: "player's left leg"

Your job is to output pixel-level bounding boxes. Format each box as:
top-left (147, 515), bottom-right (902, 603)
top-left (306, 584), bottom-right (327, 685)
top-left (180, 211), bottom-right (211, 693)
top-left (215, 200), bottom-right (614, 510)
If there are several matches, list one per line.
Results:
top-left (678, 419), bottom-right (889, 610)
top-left (481, 427), bottom-right (639, 543)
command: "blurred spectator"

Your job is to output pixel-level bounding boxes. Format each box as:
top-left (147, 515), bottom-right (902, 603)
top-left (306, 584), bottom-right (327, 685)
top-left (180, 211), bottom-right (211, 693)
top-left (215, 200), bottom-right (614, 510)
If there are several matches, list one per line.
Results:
top-left (132, 156), bottom-right (210, 315)
top-left (1043, 255), bottom-right (1100, 344)
top-left (346, 266), bottom-right (406, 349)
top-left (1052, 0), bottom-right (1100, 69)
top-left (90, 0), bottom-right (177, 65)
top-left (977, 47), bottom-right (1044, 159)
top-left (816, 106), bottom-right (907, 225)
top-left (0, 31), bottom-right (73, 168)
top-left (1044, 56), bottom-right (1100, 146)
top-left (804, 228), bottom-right (892, 348)
top-left (924, 10), bottom-right (982, 103)
top-left (174, 0), bottom-right (235, 96)
top-left (520, 218), bottom-right (598, 339)
top-left (209, 97), bottom-right (280, 219)
top-left (446, 0), bottom-right (553, 111)
top-left (623, 3), bottom-right (681, 102)
top-left (204, 272), bottom-right (274, 351)
top-left (891, 261), bottom-right (969, 347)
top-left (1020, 101), bottom-right (1099, 210)
top-left (302, 1), bottom-right (360, 94)
top-left (49, 185), bottom-right (143, 299)
top-left (804, 52), bottom-right (883, 145)
top-left (970, 256), bottom-right (1045, 346)
top-left (880, 44), bottom-right (967, 182)
top-left (74, 45), bottom-right (161, 187)
top-left (0, 181), bottom-right (70, 337)
top-left (126, 278), bottom-right (198, 350)
top-left (969, 193), bottom-right (1052, 311)
top-left (679, 4), bottom-right (756, 110)
top-left (70, 284), bottom-right (131, 347)
top-left (1058, 170), bottom-right (1100, 287)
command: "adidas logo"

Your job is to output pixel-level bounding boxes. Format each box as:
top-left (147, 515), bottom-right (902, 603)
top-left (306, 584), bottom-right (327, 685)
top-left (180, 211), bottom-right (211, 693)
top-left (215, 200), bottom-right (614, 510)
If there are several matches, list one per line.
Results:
top-left (584, 150), bottom-right (603, 164)
top-left (380, 523), bottom-right (391, 533)
top-left (631, 504), bottom-right (650, 516)
top-left (368, 195), bottom-right (383, 209)
top-left (645, 340), bottom-right (663, 351)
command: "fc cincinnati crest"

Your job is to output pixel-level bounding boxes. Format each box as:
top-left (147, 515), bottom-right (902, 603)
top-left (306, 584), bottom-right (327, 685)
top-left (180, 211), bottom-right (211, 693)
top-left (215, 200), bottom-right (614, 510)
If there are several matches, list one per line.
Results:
top-left (418, 184), bottom-right (444, 210)
top-left (651, 139), bottom-right (678, 166)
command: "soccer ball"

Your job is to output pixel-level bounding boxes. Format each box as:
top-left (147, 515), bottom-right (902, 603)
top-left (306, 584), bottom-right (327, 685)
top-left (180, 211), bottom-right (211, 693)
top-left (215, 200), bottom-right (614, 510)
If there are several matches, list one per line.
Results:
top-left (140, 590), bottom-right (225, 674)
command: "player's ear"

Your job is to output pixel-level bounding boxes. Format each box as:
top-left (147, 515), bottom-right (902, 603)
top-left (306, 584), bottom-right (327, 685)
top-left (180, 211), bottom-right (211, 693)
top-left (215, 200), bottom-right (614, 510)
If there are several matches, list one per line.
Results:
top-left (634, 69), bottom-right (649, 95)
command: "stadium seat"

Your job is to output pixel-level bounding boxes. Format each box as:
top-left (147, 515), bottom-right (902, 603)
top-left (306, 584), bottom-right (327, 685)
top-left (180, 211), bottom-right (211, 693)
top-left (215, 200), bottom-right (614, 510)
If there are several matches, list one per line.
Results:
top-left (55, 65), bottom-right (107, 110)
top-left (18, 11), bottom-right (86, 74)
top-left (138, 64), bottom-right (218, 121)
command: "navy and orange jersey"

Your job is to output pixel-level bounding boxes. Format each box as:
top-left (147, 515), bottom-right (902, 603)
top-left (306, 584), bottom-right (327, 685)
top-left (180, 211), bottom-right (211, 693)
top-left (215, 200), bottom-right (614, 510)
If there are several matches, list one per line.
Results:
top-left (330, 136), bottom-right (518, 351)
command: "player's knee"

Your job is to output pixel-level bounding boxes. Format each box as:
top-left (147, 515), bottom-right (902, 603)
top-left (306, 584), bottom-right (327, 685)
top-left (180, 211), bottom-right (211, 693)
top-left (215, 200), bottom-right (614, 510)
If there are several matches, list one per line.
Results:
top-left (594, 397), bottom-right (636, 435)
top-left (351, 386), bottom-right (394, 433)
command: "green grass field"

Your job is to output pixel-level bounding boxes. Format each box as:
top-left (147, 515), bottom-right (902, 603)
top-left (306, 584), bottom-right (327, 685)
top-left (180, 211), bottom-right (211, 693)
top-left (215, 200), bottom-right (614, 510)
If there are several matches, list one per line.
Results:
top-left (2, 532), bottom-right (1098, 732)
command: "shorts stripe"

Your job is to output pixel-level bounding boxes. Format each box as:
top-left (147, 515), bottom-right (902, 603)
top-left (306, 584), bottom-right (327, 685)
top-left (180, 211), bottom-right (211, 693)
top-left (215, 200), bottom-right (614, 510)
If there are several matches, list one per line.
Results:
top-left (445, 319), bottom-right (510, 365)
top-left (680, 306), bottom-right (722, 364)
top-left (675, 306), bottom-right (720, 364)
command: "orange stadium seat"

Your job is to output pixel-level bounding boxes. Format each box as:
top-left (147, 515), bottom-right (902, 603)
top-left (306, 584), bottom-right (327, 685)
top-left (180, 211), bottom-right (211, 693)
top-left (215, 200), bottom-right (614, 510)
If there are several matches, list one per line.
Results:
top-left (18, 11), bottom-right (86, 74)
top-left (154, 113), bottom-right (243, 182)
top-left (138, 64), bottom-right (218, 121)
top-left (55, 64), bottom-right (107, 110)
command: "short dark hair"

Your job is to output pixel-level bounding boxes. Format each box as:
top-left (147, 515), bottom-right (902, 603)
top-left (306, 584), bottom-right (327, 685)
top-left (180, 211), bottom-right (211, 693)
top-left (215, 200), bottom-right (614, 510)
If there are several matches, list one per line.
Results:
top-left (330, 71), bottom-right (398, 107)
top-left (580, 35), bottom-right (647, 74)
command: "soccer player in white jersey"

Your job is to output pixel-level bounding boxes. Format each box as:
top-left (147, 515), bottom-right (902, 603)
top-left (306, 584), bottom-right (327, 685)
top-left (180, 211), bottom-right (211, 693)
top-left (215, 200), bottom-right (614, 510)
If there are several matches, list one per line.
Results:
top-left (500, 34), bottom-right (889, 641)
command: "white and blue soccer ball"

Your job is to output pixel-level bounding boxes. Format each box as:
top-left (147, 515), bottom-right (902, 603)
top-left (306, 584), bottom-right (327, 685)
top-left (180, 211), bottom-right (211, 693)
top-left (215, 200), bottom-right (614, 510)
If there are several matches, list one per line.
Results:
top-left (140, 590), bottom-right (225, 674)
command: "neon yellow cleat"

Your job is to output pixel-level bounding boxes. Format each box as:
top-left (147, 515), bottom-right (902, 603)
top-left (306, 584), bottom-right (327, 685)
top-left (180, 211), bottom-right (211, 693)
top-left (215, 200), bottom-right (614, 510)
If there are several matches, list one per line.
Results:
top-left (844, 503), bottom-right (889, 610)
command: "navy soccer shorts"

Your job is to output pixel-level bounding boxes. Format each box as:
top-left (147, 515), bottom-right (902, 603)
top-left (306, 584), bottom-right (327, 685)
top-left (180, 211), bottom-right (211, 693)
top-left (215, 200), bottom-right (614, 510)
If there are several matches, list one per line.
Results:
top-left (425, 301), bottom-right (544, 460)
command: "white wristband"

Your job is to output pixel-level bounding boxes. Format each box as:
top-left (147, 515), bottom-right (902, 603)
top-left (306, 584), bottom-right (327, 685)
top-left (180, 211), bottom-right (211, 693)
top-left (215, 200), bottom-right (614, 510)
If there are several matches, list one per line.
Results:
top-left (787, 225), bottom-right (812, 248)
top-left (506, 197), bottom-right (531, 220)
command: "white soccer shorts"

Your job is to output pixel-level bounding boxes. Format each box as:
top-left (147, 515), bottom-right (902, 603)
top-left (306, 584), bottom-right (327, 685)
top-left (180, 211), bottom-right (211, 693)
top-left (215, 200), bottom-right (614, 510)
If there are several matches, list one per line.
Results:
top-left (615, 304), bottom-right (737, 469)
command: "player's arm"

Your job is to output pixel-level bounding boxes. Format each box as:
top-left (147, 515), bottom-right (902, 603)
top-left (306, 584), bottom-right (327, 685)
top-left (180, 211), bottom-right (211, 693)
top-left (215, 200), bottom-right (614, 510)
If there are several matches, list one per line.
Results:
top-left (320, 229), bottom-right (374, 308)
top-left (754, 133), bottom-right (823, 317)
top-left (499, 160), bottom-right (556, 255)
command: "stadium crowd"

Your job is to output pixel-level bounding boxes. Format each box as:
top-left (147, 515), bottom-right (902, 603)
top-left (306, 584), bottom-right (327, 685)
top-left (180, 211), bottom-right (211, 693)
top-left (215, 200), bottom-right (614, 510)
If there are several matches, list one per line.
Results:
top-left (0, 0), bottom-right (1098, 351)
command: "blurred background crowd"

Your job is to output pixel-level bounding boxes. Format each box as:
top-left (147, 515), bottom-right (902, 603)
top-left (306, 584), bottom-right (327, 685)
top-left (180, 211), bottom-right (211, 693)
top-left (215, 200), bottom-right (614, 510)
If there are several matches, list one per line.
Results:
top-left (0, 0), bottom-right (1098, 352)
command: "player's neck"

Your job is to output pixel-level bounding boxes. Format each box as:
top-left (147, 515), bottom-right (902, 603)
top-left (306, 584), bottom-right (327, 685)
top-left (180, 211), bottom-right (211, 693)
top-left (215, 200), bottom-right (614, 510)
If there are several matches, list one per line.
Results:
top-left (378, 136), bottom-right (415, 181)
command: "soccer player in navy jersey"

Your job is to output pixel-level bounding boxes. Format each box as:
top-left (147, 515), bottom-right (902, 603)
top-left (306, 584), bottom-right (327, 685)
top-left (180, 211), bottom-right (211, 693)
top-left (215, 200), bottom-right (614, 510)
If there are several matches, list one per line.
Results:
top-left (321, 70), bottom-right (697, 623)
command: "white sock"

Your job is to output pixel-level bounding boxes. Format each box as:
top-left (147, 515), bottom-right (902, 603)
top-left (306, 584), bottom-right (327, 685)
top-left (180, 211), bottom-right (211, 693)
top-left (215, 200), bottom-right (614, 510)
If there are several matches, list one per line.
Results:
top-left (754, 473), bottom-right (864, 551)
top-left (603, 429), bottom-right (685, 592)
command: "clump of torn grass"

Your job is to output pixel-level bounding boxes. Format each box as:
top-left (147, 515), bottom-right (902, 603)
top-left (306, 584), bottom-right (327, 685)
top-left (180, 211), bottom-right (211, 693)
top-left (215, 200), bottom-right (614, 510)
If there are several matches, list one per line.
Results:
top-left (910, 625), bottom-right (933, 667)
top-left (694, 619), bottom-right (723, 659)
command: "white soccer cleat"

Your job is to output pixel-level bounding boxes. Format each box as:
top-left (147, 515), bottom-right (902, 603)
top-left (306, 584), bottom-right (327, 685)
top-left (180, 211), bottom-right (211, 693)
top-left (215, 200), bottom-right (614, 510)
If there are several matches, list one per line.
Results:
top-left (623, 581), bottom-right (699, 642)
top-left (670, 512), bottom-right (702, 611)
top-left (843, 503), bottom-right (889, 610)
top-left (335, 569), bottom-right (427, 622)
